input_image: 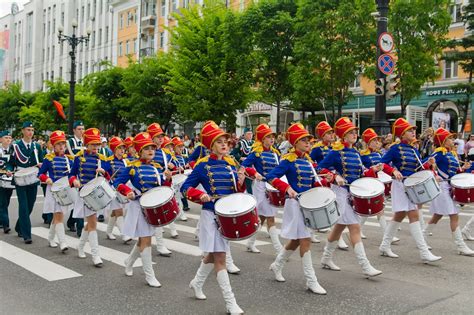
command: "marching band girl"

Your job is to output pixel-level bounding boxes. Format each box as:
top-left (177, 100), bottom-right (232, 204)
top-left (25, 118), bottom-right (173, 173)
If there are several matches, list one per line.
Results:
top-left (266, 123), bottom-right (330, 295)
top-left (124, 136), bottom-right (139, 162)
top-left (422, 128), bottom-right (474, 256)
top-left (239, 123), bottom-right (283, 255)
top-left (115, 132), bottom-right (172, 287)
top-left (103, 137), bottom-right (132, 243)
top-left (379, 118), bottom-right (442, 263)
top-left (69, 128), bottom-right (110, 267)
top-left (38, 131), bottom-right (73, 252)
top-left (318, 118), bottom-right (382, 278)
top-left (171, 136), bottom-right (190, 217)
top-left (181, 121), bottom-right (246, 314)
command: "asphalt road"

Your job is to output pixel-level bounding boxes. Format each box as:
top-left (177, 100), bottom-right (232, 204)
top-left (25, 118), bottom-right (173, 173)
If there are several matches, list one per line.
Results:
top-left (0, 192), bottom-right (473, 315)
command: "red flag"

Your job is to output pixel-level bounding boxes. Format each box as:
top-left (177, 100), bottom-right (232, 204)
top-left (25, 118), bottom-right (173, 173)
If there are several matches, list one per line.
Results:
top-left (52, 100), bottom-right (66, 120)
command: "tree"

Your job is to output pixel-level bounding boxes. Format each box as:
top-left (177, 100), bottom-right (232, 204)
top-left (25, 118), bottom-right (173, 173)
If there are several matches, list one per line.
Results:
top-left (242, 0), bottom-right (298, 133)
top-left (167, 0), bottom-right (254, 129)
top-left (292, 0), bottom-right (376, 123)
top-left (121, 53), bottom-right (176, 132)
top-left (390, 0), bottom-right (451, 116)
top-left (444, 0), bottom-right (474, 132)
top-left (0, 82), bottom-right (34, 132)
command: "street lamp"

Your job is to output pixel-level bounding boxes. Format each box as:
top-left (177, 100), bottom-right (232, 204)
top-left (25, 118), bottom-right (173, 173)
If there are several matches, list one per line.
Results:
top-left (58, 19), bottom-right (91, 135)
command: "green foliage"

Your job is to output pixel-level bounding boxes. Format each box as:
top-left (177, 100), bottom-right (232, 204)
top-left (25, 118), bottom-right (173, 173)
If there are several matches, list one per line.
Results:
top-left (390, 0), bottom-right (451, 115)
top-left (0, 82), bottom-right (34, 132)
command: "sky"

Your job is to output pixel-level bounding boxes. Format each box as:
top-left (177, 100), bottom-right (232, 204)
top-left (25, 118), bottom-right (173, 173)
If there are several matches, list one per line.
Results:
top-left (0, 0), bottom-right (30, 19)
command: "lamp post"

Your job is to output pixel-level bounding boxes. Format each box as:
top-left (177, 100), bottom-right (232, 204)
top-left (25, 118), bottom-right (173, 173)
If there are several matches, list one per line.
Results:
top-left (370, 0), bottom-right (391, 135)
top-left (58, 19), bottom-right (91, 135)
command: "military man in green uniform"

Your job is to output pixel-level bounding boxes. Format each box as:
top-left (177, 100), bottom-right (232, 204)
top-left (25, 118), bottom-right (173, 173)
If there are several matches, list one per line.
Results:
top-left (0, 130), bottom-right (14, 233)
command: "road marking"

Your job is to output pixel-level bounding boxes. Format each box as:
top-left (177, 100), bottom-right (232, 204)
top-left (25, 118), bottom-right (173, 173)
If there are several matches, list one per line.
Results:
top-left (0, 241), bottom-right (82, 281)
top-left (11, 194), bottom-right (44, 199)
top-left (31, 227), bottom-right (145, 267)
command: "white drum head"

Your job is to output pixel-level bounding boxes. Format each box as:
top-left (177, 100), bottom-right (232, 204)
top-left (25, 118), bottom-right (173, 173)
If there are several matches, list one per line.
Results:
top-left (80, 177), bottom-right (105, 197)
top-left (265, 176), bottom-right (288, 192)
top-left (51, 176), bottom-right (69, 192)
top-left (140, 186), bottom-right (174, 208)
top-left (299, 187), bottom-right (336, 208)
top-left (16, 167), bottom-right (38, 176)
top-left (404, 170), bottom-right (434, 187)
top-left (215, 193), bottom-right (256, 216)
top-left (172, 174), bottom-right (187, 186)
top-left (350, 178), bottom-right (385, 198)
top-left (451, 173), bottom-right (474, 189)
top-left (377, 171), bottom-right (392, 184)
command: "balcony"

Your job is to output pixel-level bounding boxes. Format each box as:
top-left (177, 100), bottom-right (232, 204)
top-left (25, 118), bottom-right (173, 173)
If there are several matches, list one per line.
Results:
top-left (139, 47), bottom-right (155, 58)
top-left (141, 15), bottom-right (156, 30)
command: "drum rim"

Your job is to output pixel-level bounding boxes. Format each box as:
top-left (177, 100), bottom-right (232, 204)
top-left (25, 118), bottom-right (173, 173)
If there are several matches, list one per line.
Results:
top-left (298, 187), bottom-right (336, 208)
top-left (80, 176), bottom-right (108, 197)
top-left (450, 173), bottom-right (474, 189)
top-left (349, 178), bottom-right (385, 198)
top-left (404, 170), bottom-right (435, 187)
top-left (141, 207), bottom-right (180, 227)
top-left (139, 186), bottom-right (175, 208)
top-left (51, 176), bottom-right (70, 192)
top-left (214, 193), bottom-right (257, 217)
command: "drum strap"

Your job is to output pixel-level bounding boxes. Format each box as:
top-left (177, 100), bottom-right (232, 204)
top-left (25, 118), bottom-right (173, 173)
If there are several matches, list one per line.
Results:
top-left (227, 166), bottom-right (238, 192)
top-left (153, 166), bottom-right (162, 186)
top-left (309, 162), bottom-right (323, 186)
top-left (65, 156), bottom-right (70, 174)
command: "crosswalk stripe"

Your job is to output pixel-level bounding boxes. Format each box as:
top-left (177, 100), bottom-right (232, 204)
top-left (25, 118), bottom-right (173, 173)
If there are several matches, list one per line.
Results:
top-left (0, 240), bottom-right (82, 281)
top-left (31, 227), bottom-right (145, 267)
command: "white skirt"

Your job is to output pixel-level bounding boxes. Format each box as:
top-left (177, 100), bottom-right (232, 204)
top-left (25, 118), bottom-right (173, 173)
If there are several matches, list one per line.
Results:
top-left (391, 180), bottom-right (417, 212)
top-left (72, 197), bottom-right (97, 219)
top-left (108, 198), bottom-right (126, 213)
top-left (252, 180), bottom-right (278, 217)
top-left (42, 185), bottom-right (73, 214)
top-left (281, 198), bottom-right (311, 240)
top-left (122, 200), bottom-right (156, 238)
top-left (332, 185), bottom-right (360, 225)
top-left (429, 181), bottom-right (459, 215)
top-left (199, 209), bottom-right (229, 253)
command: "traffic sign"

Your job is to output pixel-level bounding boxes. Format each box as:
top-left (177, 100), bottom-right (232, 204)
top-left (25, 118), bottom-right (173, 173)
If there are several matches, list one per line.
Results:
top-left (378, 54), bottom-right (395, 75)
top-left (378, 32), bottom-right (394, 53)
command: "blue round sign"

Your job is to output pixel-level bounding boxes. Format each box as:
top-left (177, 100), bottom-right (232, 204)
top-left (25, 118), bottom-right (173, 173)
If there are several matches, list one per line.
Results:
top-left (378, 54), bottom-right (395, 75)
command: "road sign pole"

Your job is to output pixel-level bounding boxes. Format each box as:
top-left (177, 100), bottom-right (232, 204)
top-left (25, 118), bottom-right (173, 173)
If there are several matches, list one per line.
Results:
top-left (370, 0), bottom-right (391, 135)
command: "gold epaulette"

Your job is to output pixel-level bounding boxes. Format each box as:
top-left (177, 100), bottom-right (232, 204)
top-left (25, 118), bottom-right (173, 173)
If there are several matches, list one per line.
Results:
top-left (151, 161), bottom-right (163, 169)
top-left (75, 150), bottom-right (84, 157)
top-left (224, 156), bottom-right (237, 166)
top-left (281, 152), bottom-right (298, 162)
top-left (98, 153), bottom-right (107, 161)
top-left (106, 155), bottom-right (115, 161)
top-left (195, 156), bottom-right (209, 167)
top-left (433, 147), bottom-right (448, 155)
top-left (312, 141), bottom-right (323, 149)
top-left (359, 149), bottom-right (370, 156)
top-left (331, 141), bottom-right (344, 151)
top-left (44, 153), bottom-right (55, 161)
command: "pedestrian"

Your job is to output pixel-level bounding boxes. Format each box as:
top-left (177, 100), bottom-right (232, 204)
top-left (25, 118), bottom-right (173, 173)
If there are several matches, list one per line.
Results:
top-left (464, 134), bottom-right (474, 161)
top-left (454, 133), bottom-right (466, 161)
top-left (0, 130), bottom-right (14, 234)
top-left (278, 133), bottom-right (291, 155)
top-left (420, 127), bottom-right (434, 158)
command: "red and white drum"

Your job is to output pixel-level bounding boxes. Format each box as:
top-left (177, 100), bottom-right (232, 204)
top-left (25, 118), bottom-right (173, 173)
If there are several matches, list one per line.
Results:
top-left (265, 176), bottom-right (288, 207)
top-left (214, 193), bottom-right (259, 241)
top-left (140, 186), bottom-right (180, 227)
top-left (450, 173), bottom-right (474, 204)
top-left (377, 171), bottom-right (392, 196)
top-left (349, 178), bottom-right (385, 216)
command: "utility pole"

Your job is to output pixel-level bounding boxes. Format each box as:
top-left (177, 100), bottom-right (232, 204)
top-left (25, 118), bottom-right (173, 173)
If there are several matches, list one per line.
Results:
top-left (58, 19), bottom-right (91, 135)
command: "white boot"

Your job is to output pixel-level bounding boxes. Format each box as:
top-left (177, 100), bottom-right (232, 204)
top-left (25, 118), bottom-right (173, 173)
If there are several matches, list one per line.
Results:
top-left (216, 270), bottom-right (243, 315)
top-left (169, 222), bottom-right (179, 239)
top-left (116, 216), bottom-right (132, 243)
top-left (179, 210), bottom-right (188, 221)
top-left (155, 228), bottom-right (172, 256)
top-left (189, 261), bottom-right (214, 300)
top-left (409, 221), bottom-right (442, 263)
top-left (418, 209), bottom-right (426, 231)
top-left (379, 221), bottom-right (400, 258)
top-left (77, 230), bottom-right (89, 258)
top-left (268, 226), bottom-right (283, 254)
top-left (194, 219), bottom-right (200, 241)
top-left (302, 251), bottom-right (327, 294)
top-left (226, 249), bottom-right (240, 274)
top-left (321, 240), bottom-right (341, 271)
top-left (141, 246), bottom-right (161, 287)
top-left (269, 248), bottom-right (294, 282)
top-left (310, 229), bottom-right (321, 243)
top-left (378, 215), bottom-right (400, 243)
top-left (124, 244), bottom-right (140, 276)
top-left (106, 216), bottom-right (117, 240)
top-left (55, 223), bottom-right (68, 252)
top-left (462, 216), bottom-right (474, 241)
top-left (453, 227), bottom-right (474, 256)
top-left (246, 234), bottom-right (260, 253)
top-left (48, 223), bottom-right (58, 248)
top-left (338, 235), bottom-right (349, 250)
top-left (359, 217), bottom-right (367, 239)
top-left (423, 223), bottom-right (436, 236)
top-left (354, 242), bottom-right (382, 277)
top-left (89, 231), bottom-right (103, 267)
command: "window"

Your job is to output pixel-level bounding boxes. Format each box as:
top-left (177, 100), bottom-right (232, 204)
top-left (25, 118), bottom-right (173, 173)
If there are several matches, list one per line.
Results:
top-left (127, 12), bottom-right (132, 26)
top-left (172, 0), bottom-right (178, 11)
top-left (161, 0), bottom-right (166, 17)
top-left (351, 74), bottom-right (361, 88)
top-left (61, 12), bottom-right (64, 25)
top-left (150, 34), bottom-right (155, 49)
top-left (100, 0), bottom-right (103, 15)
top-left (59, 66), bottom-right (63, 78)
top-left (87, 3), bottom-right (90, 19)
top-left (126, 40), bottom-right (130, 54)
top-left (450, 1), bottom-right (463, 23)
top-left (52, 45), bottom-right (55, 60)
top-left (105, 26), bottom-right (109, 43)
top-left (159, 32), bottom-right (164, 48)
top-left (134, 38), bottom-right (137, 52)
top-left (444, 60), bottom-right (458, 79)
top-left (52, 19), bottom-right (55, 35)
top-left (118, 42), bottom-right (123, 56)
top-left (51, 71), bottom-right (54, 81)
top-left (81, 6), bottom-right (84, 21)
top-left (93, 0), bottom-right (96, 16)
top-left (60, 42), bottom-right (63, 55)
top-left (85, 62), bottom-right (89, 76)
top-left (92, 31), bottom-right (95, 47)
top-left (47, 47), bottom-right (50, 60)
top-left (43, 23), bottom-right (45, 36)
top-left (98, 28), bottom-right (102, 45)
top-left (184, 0), bottom-right (190, 8)
top-left (120, 13), bottom-right (123, 28)
top-left (47, 21), bottom-right (50, 34)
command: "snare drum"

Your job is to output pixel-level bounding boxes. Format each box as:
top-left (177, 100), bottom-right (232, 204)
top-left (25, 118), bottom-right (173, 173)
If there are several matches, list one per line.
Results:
top-left (377, 171), bottom-right (392, 196)
top-left (350, 178), bottom-right (385, 216)
top-left (14, 167), bottom-right (39, 186)
top-left (115, 190), bottom-right (129, 204)
top-left (140, 186), bottom-right (180, 227)
top-left (0, 176), bottom-right (15, 189)
top-left (51, 176), bottom-right (78, 206)
top-left (450, 173), bottom-right (474, 204)
top-left (404, 170), bottom-right (441, 204)
top-left (265, 176), bottom-right (288, 207)
top-left (298, 187), bottom-right (339, 230)
top-left (214, 193), bottom-right (259, 241)
top-left (172, 174), bottom-right (188, 193)
top-left (79, 177), bottom-right (115, 211)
